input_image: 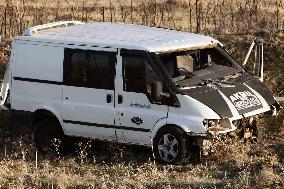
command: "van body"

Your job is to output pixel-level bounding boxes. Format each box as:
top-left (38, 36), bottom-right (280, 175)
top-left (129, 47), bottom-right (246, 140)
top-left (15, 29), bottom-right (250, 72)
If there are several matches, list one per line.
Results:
top-left (0, 21), bottom-right (278, 163)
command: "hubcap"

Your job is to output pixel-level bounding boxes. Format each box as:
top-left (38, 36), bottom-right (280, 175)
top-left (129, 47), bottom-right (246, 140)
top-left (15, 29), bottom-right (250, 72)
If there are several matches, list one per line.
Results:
top-left (158, 134), bottom-right (178, 162)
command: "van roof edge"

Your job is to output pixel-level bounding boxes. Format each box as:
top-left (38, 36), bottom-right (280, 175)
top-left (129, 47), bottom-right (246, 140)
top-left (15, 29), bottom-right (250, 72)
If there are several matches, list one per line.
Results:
top-left (23, 21), bottom-right (85, 36)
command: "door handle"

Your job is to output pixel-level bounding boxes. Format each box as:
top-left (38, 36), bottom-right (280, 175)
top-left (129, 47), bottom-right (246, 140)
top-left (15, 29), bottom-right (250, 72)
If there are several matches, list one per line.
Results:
top-left (106, 94), bottom-right (112, 103)
top-left (118, 95), bottom-right (123, 104)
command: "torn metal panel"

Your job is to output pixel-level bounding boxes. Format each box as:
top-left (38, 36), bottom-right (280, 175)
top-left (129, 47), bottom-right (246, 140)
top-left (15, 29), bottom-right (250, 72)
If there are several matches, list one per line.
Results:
top-left (154, 43), bottom-right (219, 54)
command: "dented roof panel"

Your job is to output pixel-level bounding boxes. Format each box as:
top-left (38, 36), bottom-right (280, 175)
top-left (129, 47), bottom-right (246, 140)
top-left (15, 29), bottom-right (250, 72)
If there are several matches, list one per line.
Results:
top-left (17, 22), bottom-right (221, 52)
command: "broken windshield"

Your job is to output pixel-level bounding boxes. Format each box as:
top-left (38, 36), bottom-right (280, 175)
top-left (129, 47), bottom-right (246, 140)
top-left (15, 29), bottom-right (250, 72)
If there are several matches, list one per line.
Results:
top-left (158, 47), bottom-right (245, 88)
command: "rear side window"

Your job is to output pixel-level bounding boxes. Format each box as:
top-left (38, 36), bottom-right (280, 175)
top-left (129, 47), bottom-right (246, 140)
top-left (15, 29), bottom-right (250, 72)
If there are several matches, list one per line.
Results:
top-left (69, 52), bottom-right (87, 85)
top-left (64, 48), bottom-right (116, 90)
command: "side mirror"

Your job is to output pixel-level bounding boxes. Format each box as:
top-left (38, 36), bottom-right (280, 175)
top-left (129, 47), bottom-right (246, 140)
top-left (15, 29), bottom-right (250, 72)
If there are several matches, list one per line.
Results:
top-left (151, 81), bottom-right (163, 102)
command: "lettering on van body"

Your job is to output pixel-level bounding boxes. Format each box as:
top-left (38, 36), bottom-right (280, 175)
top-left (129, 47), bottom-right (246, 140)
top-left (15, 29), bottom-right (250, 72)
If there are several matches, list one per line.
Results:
top-left (130, 103), bottom-right (151, 109)
top-left (229, 91), bottom-right (261, 110)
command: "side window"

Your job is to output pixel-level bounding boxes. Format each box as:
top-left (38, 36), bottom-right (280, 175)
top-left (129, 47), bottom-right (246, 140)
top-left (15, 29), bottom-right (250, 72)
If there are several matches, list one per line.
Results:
top-left (123, 56), bottom-right (145, 93)
top-left (70, 52), bottom-right (87, 85)
top-left (64, 48), bottom-right (116, 90)
top-left (88, 53), bottom-right (115, 90)
top-left (123, 54), bottom-right (167, 103)
top-left (145, 61), bottom-right (163, 95)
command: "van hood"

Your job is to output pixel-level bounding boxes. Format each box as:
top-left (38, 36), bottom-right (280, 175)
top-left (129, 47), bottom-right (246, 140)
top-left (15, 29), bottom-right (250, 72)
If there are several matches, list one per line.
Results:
top-left (183, 78), bottom-right (277, 118)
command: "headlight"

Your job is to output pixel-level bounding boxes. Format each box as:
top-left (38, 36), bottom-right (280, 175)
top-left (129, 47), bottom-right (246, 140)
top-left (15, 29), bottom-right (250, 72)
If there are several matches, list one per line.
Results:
top-left (203, 119), bottom-right (219, 128)
top-left (203, 118), bottom-right (232, 133)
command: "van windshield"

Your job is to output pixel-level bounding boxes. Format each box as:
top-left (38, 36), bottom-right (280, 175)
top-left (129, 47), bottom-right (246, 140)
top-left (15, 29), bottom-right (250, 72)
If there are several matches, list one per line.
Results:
top-left (158, 47), bottom-right (245, 88)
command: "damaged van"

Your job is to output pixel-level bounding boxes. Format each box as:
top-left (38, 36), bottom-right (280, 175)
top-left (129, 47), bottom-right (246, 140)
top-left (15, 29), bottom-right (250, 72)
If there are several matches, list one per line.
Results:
top-left (0, 21), bottom-right (279, 163)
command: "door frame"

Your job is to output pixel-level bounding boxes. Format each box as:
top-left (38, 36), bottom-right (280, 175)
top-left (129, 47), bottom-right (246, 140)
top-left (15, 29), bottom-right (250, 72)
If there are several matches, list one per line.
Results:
top-left (114, 48), bottom-right (176, 145)
top-left (62, 46), bottom-right (118, 141)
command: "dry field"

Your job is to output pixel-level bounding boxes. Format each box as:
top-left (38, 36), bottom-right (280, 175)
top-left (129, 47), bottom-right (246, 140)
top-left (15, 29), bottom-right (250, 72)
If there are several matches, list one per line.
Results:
top-left (0, 114), bottom-right (283, 188)
top-left (0, 0), bottom-right (284, 188)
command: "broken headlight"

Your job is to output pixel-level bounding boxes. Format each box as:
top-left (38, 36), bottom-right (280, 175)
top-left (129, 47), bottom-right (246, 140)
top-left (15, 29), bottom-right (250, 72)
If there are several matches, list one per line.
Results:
top-left (203, 118), bottom-right (232, 133)
top-left (232, 119), bottom-right (244, 129)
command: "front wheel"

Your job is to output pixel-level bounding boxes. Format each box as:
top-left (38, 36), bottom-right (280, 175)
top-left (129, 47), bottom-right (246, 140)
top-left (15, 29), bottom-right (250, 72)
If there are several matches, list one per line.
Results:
top-left (153, 127), bottom-right (189, 164)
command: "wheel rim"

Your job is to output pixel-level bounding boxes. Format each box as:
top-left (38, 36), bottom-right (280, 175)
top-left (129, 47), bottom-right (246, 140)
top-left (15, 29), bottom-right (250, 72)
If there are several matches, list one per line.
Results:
top-left (158, 134), bottom-right (179, 162)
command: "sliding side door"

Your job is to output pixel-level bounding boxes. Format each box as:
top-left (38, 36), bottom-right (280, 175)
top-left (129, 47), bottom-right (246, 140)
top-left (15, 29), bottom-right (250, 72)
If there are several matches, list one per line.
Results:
top-left (62, 48), bottom-right (117, 141)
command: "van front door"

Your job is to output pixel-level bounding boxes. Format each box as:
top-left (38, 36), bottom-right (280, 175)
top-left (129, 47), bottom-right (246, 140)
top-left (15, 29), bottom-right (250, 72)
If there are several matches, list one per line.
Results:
top-left (62, 48), bottom-right (117, 140)
top-left (114, 50), bottom-right (169, 146)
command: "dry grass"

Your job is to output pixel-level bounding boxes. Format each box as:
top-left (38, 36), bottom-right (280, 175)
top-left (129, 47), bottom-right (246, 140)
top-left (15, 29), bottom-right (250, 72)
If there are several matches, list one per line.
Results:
top-left (0, 0), bottom-right (284, 188)
top-left (0, 0), bottom-right (283, 40)
top-left (0, 112), bottom-right (283, 188)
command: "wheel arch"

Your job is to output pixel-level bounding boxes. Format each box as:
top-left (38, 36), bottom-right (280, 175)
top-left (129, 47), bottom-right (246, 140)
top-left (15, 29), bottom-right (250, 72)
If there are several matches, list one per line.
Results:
top-left (150, 119), bottom-right (191, 147)
top-left (32, 108), bottom-right (68, 153)
top-left (31, 106), bottom-right (62, 130)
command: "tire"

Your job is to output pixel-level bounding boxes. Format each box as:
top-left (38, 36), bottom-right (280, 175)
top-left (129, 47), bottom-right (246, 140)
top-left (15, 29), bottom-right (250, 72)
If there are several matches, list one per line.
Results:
top-left (153, 126), bottom-right (189, 164)
top-left (34, 118), bottom-right (68, 154)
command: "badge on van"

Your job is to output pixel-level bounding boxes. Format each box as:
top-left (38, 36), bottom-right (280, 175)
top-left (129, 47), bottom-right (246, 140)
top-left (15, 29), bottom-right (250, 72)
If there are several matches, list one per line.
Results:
top-left (131, 117), bottom-right (143, 125)
top-left (229, 91), bottom-right (261, 110)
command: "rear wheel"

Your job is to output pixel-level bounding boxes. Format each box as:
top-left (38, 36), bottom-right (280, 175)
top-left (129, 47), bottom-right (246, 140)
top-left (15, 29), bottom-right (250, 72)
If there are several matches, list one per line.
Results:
top-left (153, 127), bottom-right (189, 164)
top-left (34, 118), bottom-right (68, 154)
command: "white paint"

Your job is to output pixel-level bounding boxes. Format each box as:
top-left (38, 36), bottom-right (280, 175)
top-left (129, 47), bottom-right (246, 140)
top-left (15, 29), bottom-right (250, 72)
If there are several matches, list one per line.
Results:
top-left (17, 22), bottom-right (221, 53)
top-left (243, 83), bottom-right (271, 117)
top-left (164, 95), bottom-right (220, 133)
top-left (23, 21), bottom-right (84, 36)
top-left (0, 41), bottom-right (16, 109)
top-left (243, 40), bottom-right (255, 65)
top-left (14, 43), bottom-right (64, 82)
top-left (11, 80), bottom-right (63, 119)
top-left (62, 86), bottom-right (116, 140)
top-left (114, 49), bottom-right (168, 145)
top-left (2, 22), bottom-right (275, 150)
top-left (0, 64), bottom-right (10, 107)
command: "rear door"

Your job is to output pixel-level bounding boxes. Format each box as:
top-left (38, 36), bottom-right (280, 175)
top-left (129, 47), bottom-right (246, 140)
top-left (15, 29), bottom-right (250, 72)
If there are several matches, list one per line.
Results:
top-left (114, 50), bottom-right (169, 145)
top-left (0, 62), bottom-right (11, 110)
top-left (62, 48), bottom-right (117, 140)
